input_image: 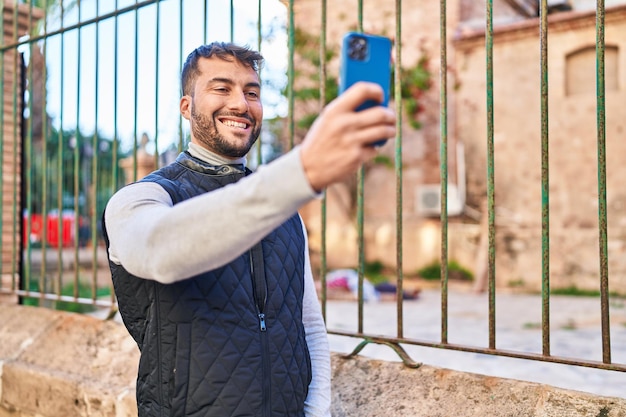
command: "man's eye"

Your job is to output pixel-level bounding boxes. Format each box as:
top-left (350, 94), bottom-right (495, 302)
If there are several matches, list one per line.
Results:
top-left (246, 91), bottom-right (259, 99)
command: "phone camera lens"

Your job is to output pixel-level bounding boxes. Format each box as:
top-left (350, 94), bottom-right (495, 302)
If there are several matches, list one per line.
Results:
top-left (348, 36), bottom-right (368, 61)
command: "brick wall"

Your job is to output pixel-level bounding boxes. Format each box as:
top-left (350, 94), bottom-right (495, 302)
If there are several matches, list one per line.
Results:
top-left (0, 3), bottom-right (42, 303)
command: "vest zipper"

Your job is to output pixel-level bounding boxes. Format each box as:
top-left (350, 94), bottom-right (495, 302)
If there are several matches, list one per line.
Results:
top-left (249, 246), bottom-right (268, 332)
top-left (258, 312), bottom-right (267, 331)
top-left (249, 245), bottom-right (271, 417)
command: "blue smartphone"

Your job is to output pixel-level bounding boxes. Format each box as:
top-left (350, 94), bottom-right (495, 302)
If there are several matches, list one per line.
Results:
top-left (339, 32), bottom-right (392, 147)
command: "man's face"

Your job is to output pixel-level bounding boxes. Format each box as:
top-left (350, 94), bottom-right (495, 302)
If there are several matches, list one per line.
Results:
top-left (180, 56), bottom-right (263, 159)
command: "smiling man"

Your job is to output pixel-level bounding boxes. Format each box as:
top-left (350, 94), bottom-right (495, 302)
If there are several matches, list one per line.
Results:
top-left (182, 53), bottom-right (262, 158)
top-left (103, 42), bottom-right (396, 417)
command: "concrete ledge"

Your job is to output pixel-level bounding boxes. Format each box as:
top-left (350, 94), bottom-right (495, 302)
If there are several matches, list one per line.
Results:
top-left (331, 353), bottom-right (626, 417)
top-left (0, 305), bottom-right (137, 417)
top-left (1, 304), bottom-right (625, 417)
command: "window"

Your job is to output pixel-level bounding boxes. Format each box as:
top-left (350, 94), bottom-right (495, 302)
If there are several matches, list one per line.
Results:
top-left (565, 45), bottom-right (618, 95)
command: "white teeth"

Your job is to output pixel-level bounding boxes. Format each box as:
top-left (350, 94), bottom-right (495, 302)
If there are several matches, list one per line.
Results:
top-left (222, 120), bottom-right (247, 129)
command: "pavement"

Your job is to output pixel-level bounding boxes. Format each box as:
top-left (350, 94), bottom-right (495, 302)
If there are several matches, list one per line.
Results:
top-left (324, 287), bottom-right (626, 400)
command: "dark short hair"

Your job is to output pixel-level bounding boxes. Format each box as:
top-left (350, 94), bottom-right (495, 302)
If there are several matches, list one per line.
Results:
top-left (180, 42), bottom-right (265, 96)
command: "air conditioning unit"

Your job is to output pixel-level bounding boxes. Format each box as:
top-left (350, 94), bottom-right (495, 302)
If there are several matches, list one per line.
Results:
top-left (417, 184), bottom-right (464, 217)
top-left (547, 0), bottom-right (572, 12)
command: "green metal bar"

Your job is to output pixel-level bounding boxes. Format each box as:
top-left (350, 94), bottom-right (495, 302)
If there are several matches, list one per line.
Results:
top-left (203, 0), bottom-right (207, 45)
top-left (55, 0), bottom-right (65, 299)
top-left (0, 0), bottom-right (162, 52)
top-left (356, 169), bottom-right (365, 335)
top-left (40, 0), bottom-right (50, 302)
top-left (24, 0), bottom-right (35, 298)
top-left (539, 0), bottom-right (551, 357)
top-left (154, 0), bottom-right (160, 169)
top-left (256, 0), bottom-right (263, 166)
top-left (73, 0), bottom-right (83, 300)
top-left (329, 329), bottom-right (626, 372)
top-left (439, 0), bottom-right (449, 345)
top-left (287, 0), bottom-right (294, 150)
top-left (113, 0), bottom-right (119, 190)
top-left (230, 0), bottom-right (234, 42)
top-left (395, 0), bottom-right (404, 339)
top-left (91, 0), bottom-right (101, 302)
top-left (11, 0), bottom-right (19, 294)
top-left (255, 0), bottom-right (262, 167)
top-left (0, 0), bottom-right (4, 290)
top-left (178, 0), bottom-right (184, 152)
top-left (319, 0), bottom-right (328, 320)
top-left (486, 0), bottom-right (496, 350)
top-left (356, 0), bottom-right (365, 335)
top-left (13, 288), bottom-right (113, 308)
top-left (595, 0), bottom-right (611, 365)
top-left (257, 0), bottom-right (262, 53)
top-left (110, 0), bottom-right (120, 307)
top-left (343, 337), bottom-right (421, 369)
top-left (132, 4), bottom-right (139, 182)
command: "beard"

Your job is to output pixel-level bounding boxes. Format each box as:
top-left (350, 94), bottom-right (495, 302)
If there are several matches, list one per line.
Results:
top-left (190, 104), bottom-right (261, 158)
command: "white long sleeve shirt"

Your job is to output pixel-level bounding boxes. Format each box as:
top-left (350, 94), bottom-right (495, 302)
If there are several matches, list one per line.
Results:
top-left (105, 143), bottom-right (331, 416)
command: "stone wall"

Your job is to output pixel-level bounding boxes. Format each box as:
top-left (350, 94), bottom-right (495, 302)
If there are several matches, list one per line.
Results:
top-left (1, 304), bottom-right (626, 417)
top-left (455, 5), bottom-right (626, 291)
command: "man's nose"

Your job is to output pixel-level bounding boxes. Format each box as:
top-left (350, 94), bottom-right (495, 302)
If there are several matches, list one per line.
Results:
top-left (227, 90), bottom-right (249, 113)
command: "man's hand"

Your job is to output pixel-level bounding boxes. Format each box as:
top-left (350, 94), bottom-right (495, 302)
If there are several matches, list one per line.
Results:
top-left (300, 82), bottom-right (397, 192)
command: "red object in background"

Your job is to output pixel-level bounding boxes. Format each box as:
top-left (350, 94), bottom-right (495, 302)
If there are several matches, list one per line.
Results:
top-left (23, 212), bottom-right (75, 248)
top-left (47, 212), bottom-right (75, 247)
top-left (23, 213), bottom-right (44, 247)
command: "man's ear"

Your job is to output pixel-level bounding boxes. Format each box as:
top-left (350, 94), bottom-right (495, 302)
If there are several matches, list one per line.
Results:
top-left (180, 95), bottom-right (191, 120)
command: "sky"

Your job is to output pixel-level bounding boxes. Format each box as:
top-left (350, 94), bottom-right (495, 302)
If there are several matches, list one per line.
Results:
top-left (25, 0), bottom-right (288, 154)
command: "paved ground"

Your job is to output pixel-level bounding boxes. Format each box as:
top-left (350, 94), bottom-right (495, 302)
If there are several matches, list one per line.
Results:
top-left (325, 288), bottom-right (626, 399)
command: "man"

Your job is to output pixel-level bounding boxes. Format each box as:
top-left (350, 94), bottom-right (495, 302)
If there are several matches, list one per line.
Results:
top-left (103, 42), bottom-right (395, 417)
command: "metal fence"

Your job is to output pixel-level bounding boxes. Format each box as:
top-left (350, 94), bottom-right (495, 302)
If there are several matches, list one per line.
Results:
top-left (1, 0), bottom-right (624, 385)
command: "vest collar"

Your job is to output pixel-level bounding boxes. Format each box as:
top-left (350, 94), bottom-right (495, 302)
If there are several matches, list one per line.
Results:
top-left (177, 151), bottom-right (246, 175)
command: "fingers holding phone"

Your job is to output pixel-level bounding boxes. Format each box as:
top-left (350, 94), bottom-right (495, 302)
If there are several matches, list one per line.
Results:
top-left (300, 82), bottom-right (396, 191)
top-left (299, 32), bottom-right (395, 191)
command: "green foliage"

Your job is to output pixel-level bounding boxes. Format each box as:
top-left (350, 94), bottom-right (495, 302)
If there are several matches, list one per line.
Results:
top-left (365, 260), bottom-right (384, 273)
top-left (372, 154), bottom-right (394, 168)
top-left (22, 0), bottom-right (78, 34)
top-left (363, 260), bottom-right (389, 285)
top-left (294, 27), bottom-right (336, 68)
top-left (417, 260), bottom-right (473, 282)
top-left (28, 126), bottom-right (127, 228)
top-left (297, 113), bottom-right (320, 130)
top-left (289, 29), bottom-right (340, 131)
top-left (551, 286), bottom-right (622, 298)
top-left (22, 0), bottom-right (78, 14)
top-left (507, 279), bottom-right (526, 288)
top-left (551, 286), bottom-right (599, 297)
top-left (398, 56), bottom-right (433, 129)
